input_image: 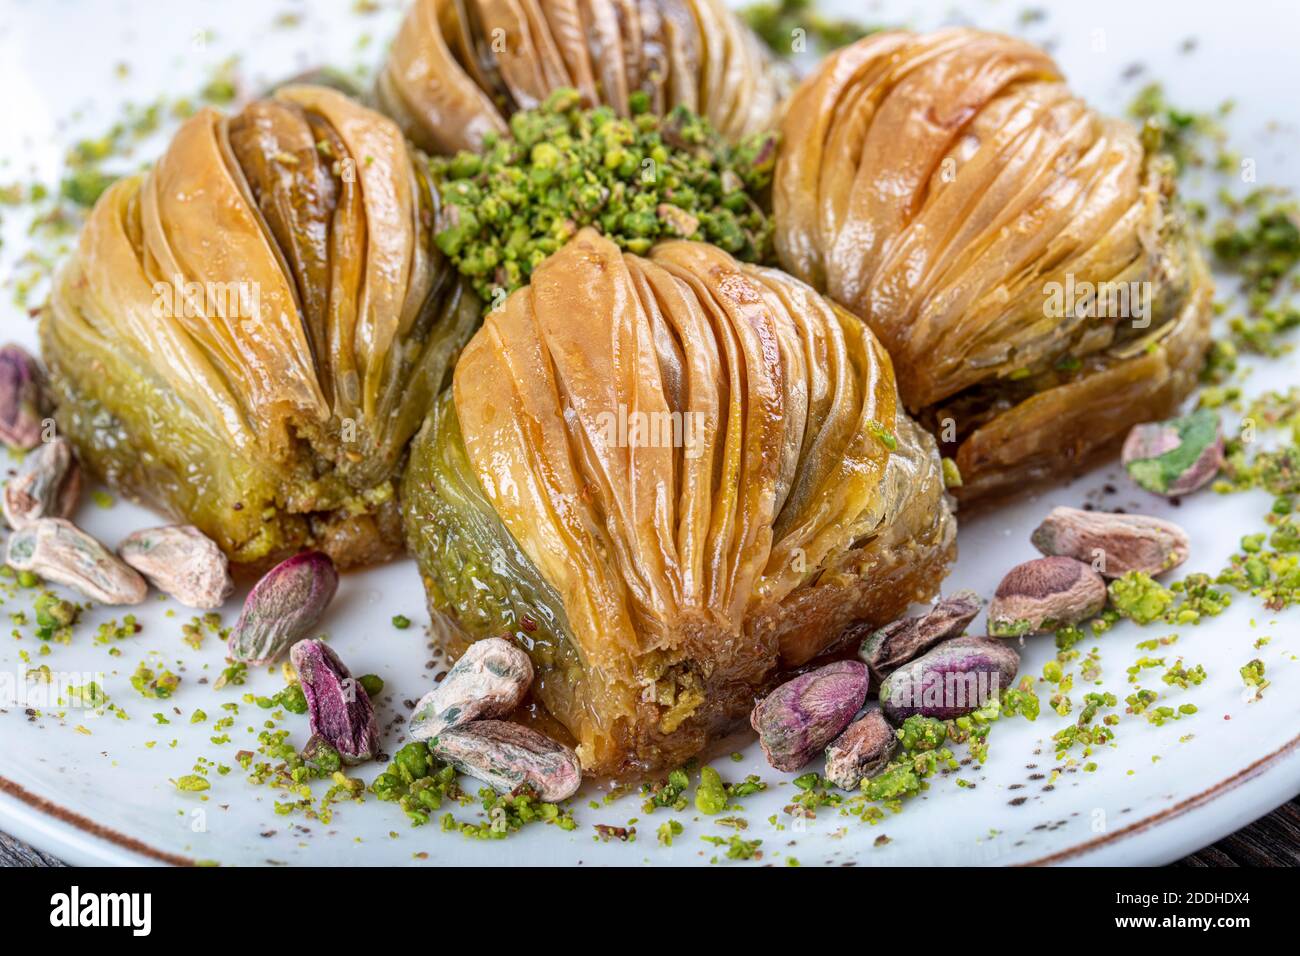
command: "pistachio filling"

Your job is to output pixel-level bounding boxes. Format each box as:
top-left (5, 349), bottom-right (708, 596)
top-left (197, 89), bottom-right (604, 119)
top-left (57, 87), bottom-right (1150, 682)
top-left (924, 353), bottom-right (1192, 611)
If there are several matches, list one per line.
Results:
top-left (430, 88), bottom-right (778, 305)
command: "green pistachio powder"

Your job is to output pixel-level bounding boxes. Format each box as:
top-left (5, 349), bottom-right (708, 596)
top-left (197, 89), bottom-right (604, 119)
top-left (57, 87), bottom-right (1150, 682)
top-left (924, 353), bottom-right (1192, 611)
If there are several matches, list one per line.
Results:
top-left (0, 6), bottom-right (1297, 865)
top-left (430, 88), bottom-right (778, 307)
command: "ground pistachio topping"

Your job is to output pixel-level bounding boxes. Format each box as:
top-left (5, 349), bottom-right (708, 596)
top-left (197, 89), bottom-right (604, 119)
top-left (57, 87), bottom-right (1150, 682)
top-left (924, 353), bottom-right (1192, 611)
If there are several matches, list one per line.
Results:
top-left (129, 661), bottom-right (180, 699)
top-left (821, 685), bottom-right (1042, 814)
top-left (701, 833), bottom-right (762, 862)
top-left (1129, 81), bottom-right (1231, 174)
top-left (1212, 193), bottom-right (1300, 314)
top-left (657, 819), bottom-right (684, 846)
top-left (1240, 659), bottom-right (1270, 700)
top-left (430, 88), bottom-right (777, 306)
top-left (742, 0), bottom-right (877, 57)
top-left (370, 740), bottom-right (575, 838)
top-left (1197, 396), bottom-right (1300, 609)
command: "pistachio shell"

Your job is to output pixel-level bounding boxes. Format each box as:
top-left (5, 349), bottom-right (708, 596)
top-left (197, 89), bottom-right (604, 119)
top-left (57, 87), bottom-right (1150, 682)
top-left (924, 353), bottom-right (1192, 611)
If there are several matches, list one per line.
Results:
top-left (750, 660), bottom-right (870, 772)
top-left (228, 551), bottom-right (338, 665)
top-left (6, 517), bottom-right (147, 604)
top-left (119, 525), bottom-right (234, 609)
top-left (429, 719), bottom-right (582, 802)
top-left (878, 636), bottom-right (1020, 723)
top-left (409, 637), bottom-right (533, 741)
top-left (290, 638), bottom-right (378, 765)
top-left (2, 437), bottom-right (80, 529)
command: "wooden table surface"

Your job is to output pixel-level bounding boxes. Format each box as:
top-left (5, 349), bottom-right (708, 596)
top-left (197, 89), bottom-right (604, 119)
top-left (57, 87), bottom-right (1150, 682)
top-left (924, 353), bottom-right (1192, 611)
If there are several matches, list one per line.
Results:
top-left (3, 797), bottom-right (1296, 866)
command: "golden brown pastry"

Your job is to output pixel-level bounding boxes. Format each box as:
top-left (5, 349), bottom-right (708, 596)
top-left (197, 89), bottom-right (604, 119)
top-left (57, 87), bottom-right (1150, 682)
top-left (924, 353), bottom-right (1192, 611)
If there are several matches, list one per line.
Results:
top-left (403, 227), bottom-right (955, 775)
top-left (41, 86), bottom-right (479, 569)
top-left (377, 0), bottom-right (790, 155)
top-left (773, 29), bottom-right (1213, 500)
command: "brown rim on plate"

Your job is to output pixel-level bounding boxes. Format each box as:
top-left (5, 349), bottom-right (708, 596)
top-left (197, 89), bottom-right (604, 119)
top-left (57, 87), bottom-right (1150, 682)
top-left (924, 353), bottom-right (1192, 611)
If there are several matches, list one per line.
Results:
top-left (0, 774), bottom-right (196, 866)
top-left (3, 733), bottom-right (1297, 867)
top-left (1023, 731), bottom-right (1300, 866)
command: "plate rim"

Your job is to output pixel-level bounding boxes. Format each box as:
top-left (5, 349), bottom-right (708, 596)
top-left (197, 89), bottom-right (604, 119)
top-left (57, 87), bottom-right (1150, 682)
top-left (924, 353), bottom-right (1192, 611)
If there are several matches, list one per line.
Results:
top-left (4, 731), bottom-right (1297, 867)
top-left (0, 775), bottom-right (194, 867)
top-left (1023, 731), bottom-right (1300, 866)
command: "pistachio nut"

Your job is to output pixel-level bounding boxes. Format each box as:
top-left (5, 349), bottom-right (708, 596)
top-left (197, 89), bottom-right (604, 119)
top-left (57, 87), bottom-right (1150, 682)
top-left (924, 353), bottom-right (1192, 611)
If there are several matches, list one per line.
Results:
top-left (300, 734), bottom-right (345, 776)
top-left (2, 437), bottom-right (80, 529)
top-left (119, 524), bottom-right (234, 609)
top-left (1122, 408), bottom-right (1223, 497)
top-left (750, 660), bottom-right (870, 772)
top-left (878, 636), bottom-right (1020, 723)
top-left (429, 719), bottom-right (582, 802)
top-left (656, 203), bottom-right (700, 238)
top-left (856, 590), bottom-right (983, 684)
top-left (0, 344), bottom-right (49, 451)
top-left (290, 638), bottom-right (379, 765)
top-left (824, 707), bottom-right (897, 790)
top-left (6, 517), bottom-right (147, 605)
top-left (988, 556), bottom-right (1107, 637)
top-left (409, 637), bottom-right (533, 741)
top-left (1031, 506), bottom-right (1189, 578)
top-left (228, 551), bottom-right (338, 665)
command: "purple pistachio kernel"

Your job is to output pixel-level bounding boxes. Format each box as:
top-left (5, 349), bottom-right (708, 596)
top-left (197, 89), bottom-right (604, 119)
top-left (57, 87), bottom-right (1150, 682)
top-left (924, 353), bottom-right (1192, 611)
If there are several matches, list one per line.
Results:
top-left (878, 636), bottom-right (1020, 723)
top-left (1122, 408), bottom-right (1223, 497)
top-left (409, 637), bottom-right (533, 741)
top-left (988, 556), bottom-right (1107, 637)
top-left (228, 550), bottom-right (338, 665)
top-left (856, 590), bottom-right (983, 684)
top-left (0, 345), bottom-right (48, 451)
top-left (1031, 506), bottom-right (1189, 578)
top-left (824, 707), bottom-right (897, 790)
top-left (2, 437), bottom-right (80, 529)
top-left (430, 719), bottom-right (582, 802)
top-left (290, 638), bottom-right (378, 766)
top-left (750, 660), bottom-right (870, 772)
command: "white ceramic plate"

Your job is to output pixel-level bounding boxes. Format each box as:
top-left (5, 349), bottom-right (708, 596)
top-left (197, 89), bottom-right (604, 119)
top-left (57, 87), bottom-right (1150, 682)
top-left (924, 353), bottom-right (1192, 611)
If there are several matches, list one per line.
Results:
top-left (0, 0), bottom-right (1297, 867)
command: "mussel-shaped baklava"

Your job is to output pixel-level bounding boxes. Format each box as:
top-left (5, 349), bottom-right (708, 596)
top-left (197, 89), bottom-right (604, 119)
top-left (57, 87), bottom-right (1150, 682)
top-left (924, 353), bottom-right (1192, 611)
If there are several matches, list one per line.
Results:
top-left (403, 227), bottom-right (956, 775)
top-left (42, 86), bottom-right (479, 569)
top-left (377, 0), bottom-right (789, 155)
top-left (774, 29), bottom-right (1214, 500)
